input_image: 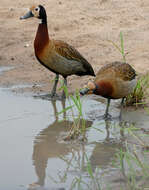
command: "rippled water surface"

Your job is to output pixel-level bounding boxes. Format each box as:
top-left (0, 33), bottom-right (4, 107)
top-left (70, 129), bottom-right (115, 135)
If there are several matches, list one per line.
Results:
top-left (0, 86), bottom-right (149, 190)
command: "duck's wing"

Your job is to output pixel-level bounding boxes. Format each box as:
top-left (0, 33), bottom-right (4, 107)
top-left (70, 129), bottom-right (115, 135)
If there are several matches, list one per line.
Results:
top-left (53, 40), bottom-right (95, 76)
top-left (115, 62), bottom-right (136, 81)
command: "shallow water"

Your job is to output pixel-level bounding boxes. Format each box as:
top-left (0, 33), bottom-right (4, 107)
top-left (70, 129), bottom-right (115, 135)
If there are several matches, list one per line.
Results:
top-left (0, 87), bottom-right (149, 190)
top-left (0, 66), bottom-right (14, 74)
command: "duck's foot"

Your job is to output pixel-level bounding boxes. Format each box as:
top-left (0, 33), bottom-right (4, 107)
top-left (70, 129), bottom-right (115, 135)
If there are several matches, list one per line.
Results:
top-left (103, 113), bottom-right (112, 120)
top-left (36, 93), bottom-right (60, 100)
top-left (48, 93), bottom-right (59, 98)
top-left (48, 93), bottom-right (65, 100)
top-left (48, 93), bottom-right (67, 100)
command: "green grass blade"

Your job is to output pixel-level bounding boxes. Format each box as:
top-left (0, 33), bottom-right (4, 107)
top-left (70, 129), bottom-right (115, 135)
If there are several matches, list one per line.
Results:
top-left (120, 31), bottom-right (126, 63)
top-left (58, 105), bottom-right (74, 115)
top-left (85, 154), bottom-right (94, 179)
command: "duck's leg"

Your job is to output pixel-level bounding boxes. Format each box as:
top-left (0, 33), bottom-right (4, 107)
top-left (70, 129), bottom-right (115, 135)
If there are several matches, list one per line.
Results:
top-left (62, 77), bottom-right (67, 99)
top-left (103, 98), bottom-right (111, 119)
top-left (50, 74), bottom-right (59, 97)
top-left (119, 97), bottom-right (125, 120)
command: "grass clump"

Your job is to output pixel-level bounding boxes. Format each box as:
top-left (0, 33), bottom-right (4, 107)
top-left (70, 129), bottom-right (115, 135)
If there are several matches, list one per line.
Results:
top-left (59, 82), bottom-right (87, 141)
top-left (125, 73), bottom-right (149, 106)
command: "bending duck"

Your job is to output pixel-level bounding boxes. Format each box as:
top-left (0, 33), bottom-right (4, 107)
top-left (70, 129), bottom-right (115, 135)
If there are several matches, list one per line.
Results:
top-left (80, 61), bottom-right (137, 119)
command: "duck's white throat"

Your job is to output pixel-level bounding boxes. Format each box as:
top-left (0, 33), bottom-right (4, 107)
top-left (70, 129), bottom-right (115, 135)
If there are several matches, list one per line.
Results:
top-left (39, 19), bottom-right (42, 24)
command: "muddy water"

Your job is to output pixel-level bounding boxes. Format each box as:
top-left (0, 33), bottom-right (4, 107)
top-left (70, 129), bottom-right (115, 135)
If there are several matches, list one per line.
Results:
top-left (0, 87), bottom-right (149, 190)
top-left (0, 66), bottom-right (14, 74)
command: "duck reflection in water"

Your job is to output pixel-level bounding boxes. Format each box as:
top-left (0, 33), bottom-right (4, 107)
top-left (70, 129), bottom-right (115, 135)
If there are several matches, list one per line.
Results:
top-left (90, 119), bottom-right (125, 172)
top-left (28, 100), bottom-right (92, 189)
top-left (28, 99), bottom-right (126, 189)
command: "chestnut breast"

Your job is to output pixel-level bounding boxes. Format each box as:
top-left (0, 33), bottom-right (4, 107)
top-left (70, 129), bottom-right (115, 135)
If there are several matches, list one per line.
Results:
top-left (95, 80), bottom-right (114, 99)
top-left (94, 62), bottom-right (137, 99)
top-left (34, 24), bottom-right (49, 58)
top-left (95, 78), bottom-right (137, 99)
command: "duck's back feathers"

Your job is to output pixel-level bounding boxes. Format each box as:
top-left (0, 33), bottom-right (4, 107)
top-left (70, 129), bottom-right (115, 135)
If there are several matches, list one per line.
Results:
top-left (96, 61), bottom-right (136, 81)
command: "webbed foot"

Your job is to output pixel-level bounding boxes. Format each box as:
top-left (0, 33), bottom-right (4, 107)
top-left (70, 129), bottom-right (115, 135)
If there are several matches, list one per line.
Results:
top-left (103, 113), bottom-right (112, 120)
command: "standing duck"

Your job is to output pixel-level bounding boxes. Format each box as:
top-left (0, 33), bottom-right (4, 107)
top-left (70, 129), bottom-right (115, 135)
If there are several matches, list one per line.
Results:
top-left (20, 5), bottom-right (95, 98)
top-left (80, 61), bottom-right (137, 119)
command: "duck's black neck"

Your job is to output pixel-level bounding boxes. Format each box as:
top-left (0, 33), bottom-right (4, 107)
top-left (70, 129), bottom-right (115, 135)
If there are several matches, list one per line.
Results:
top-left (40, 17), bottom-right (47, 25)
top-left (38, 5), bottom-right (47, 25)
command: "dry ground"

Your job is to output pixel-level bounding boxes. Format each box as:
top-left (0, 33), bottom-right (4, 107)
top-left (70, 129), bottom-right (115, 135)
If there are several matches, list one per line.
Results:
top-left (0, 0), bottom-right (149, 94)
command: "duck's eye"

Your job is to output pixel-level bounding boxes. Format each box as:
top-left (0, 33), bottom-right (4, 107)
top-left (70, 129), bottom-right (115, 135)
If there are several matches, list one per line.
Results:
top-left (35, 7), bottom-right (39, 11)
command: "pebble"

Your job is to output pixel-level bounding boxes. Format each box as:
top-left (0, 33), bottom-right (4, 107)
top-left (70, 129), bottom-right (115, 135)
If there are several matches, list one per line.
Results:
top-left (24, 43), bottom-right (30, 48)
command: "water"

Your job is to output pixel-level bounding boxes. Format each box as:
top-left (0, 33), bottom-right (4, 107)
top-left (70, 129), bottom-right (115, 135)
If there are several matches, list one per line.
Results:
top-left (0, 66), bottom-right (14, 74)
top-left (0, 87), bottom-right (149, 190)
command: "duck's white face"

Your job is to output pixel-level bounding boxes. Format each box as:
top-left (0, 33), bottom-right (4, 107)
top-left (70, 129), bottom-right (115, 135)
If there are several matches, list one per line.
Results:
top-left (30, 5), bottom-right (40, 18)
top-left (20, 4), bottom-right (47, 24)
top-left (87, 81), bottom-right (96, 91)
top-left (20, 5), bottom-right (41, 20)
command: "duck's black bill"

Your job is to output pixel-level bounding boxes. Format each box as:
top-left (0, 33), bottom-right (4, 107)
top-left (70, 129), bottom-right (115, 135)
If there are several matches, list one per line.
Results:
top-left (80, 88), bottom-right (89, 95)
top-left (20, 11), bottom-right (33, 20)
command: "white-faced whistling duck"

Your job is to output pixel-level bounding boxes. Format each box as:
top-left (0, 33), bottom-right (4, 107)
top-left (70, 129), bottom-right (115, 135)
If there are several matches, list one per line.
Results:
top-left (20, 5), bottom-right (95, 99)
top-left (80, 61), bottom-right (137, 119)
